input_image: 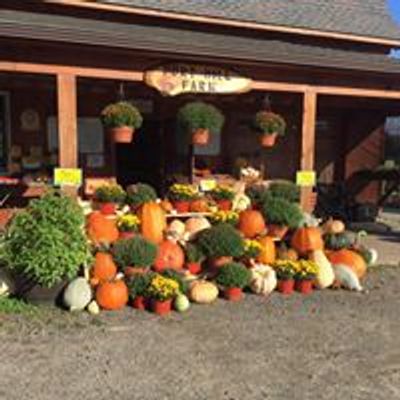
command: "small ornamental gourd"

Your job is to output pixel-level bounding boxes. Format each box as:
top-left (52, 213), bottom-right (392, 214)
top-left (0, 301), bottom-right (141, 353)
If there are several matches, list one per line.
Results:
top-left (87, 300), bottom-right (100, 315)
top-left (327, 249), bottom-right (367, 279)
top-left (63, 277), bottom-right (92, 311)
top-left (189, 280), bottom-right (219, 304)
top-left (333, 264), bottom-right (363, 292)
top-left (174, 294), bottom-right (191, 312)
top-left (238, 209), bottom-right (266, 239)
top-left (309, 249), bottom-right (334, 289)
top-left (257, 236), bottom-right (276, 265)
top-left (250, 264), bottom-right (277, 296)
top-left (95, 278), bottom-right (129, 310)
top-left (0, 269), bottom-right (15, 297)
top-left (139, 201), bottom-right (167, 244)
top-left (154, 240), bottom-right (185, 272)
top-left (323, 218), bottom-right (345, 235)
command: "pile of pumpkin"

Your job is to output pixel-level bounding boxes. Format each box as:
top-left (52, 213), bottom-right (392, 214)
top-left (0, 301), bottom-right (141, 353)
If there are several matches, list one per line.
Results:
top-left (62, 185), bottom-right (376, 315)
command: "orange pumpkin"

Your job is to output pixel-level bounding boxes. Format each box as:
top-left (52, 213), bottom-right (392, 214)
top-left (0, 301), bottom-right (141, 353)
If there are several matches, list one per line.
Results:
top-left (190, 199), bottom-right (209, 212)
top-left (139, 202), bottom-right (167, 244)
top-left (238, 210), bottom-right (266, 238)
top-left (86, 211), bottom-right (119, 245)
top-left (291, 227), bottom-right (324, 255)
top-left (160, 199), bottom-right (173, 213)
top-left (257, 236), bottom-right (276, 265)
top-left (95, 279), bottom-right (129, 310)
top-left (154, 240), bottom-right (185, 272)
top-left (328, 249), bottom-right (367, 278)
top-left (91, 252), bottom-right (117, 283)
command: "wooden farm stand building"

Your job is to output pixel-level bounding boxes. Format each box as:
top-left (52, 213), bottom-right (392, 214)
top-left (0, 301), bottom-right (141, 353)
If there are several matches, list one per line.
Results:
top-left (0, 0), bottom-right (400, 208)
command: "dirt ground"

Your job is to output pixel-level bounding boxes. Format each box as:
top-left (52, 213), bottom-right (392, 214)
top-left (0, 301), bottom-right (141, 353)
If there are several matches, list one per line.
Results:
top-left (0, 266), bottom-right (399, 400)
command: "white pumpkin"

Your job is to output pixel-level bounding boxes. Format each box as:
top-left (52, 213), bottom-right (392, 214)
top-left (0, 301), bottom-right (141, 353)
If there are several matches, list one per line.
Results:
top-left (174, 294), bottom-right (190, 312)
top-left (189, 281), bottom-right (219, 304)
top-left (0, 269), bottom-right (15, 297)
top-left (87, 300), bottom-right (100, 315)
top-left (333, 264), bottom-right (363, 292)
top-left (250, 264), bottom-right (277, 295)
top-left (309, 250), bottom-right (335, 289)
top-left (167, 219), bottom-right (186, 238)
top-left (63, 277), bottom-right (92, 311)
top-left (232, 193), bottom-right (251, 212)
top-left (184, 217), bottom-right (211, 240)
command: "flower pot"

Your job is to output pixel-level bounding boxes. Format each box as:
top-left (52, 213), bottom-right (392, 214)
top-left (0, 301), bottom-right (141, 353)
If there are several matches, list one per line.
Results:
top-left (110, 126), bottom-right (134, 143)
top-left (217, 200), bottom-right (232, 211)
top-left (295, 279), bottom-right (313, 295)
top-left (267, 224), bottom-right (288, 239)
top-left (186, 262), bottom-right (202, 275)
top-left (132, 296), bottom-right (147, 310)
top-left (99, 202), bottom-right (117, 215)
top-left (192, 129), bottom-right (210, 146)
top-left (172, 200), bottom-right (190, 213)
top-left (151, 299), bottom-right (172, 316)
top-left (277, 279), bottom-right (295, 295)
top-left (224, 287), bottom-right (243, 301)
top-left (211, 256), bottom-right (233, 269)
top-left (119, 231), bottom-right (136, 240)
top-left (260, 132), bottom-right (278, 147)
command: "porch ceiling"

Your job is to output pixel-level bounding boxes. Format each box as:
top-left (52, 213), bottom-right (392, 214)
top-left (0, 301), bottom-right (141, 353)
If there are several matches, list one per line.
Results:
top-left (0, 9), bottom-right (399, 75)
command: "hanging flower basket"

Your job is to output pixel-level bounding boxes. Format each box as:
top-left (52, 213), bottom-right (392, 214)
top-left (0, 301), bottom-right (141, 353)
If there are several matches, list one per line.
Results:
top-left (192, 128), bottom-right (210, 146)
top-left (260, 132), bottom-right (278, 147)
top-left (110, 126), bottom-right (135, 144)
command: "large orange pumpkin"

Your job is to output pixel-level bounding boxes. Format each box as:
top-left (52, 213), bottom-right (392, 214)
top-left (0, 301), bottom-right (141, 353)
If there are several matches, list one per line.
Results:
top-left (257, 236), bottom-right (276, 265)
top-left (95, 279), bottom-right (129, 310)
top-left (91, 252), bottom-right (117, 283)
top-left (291, 227), bottom-right (324, 255)
top-left (328, 249), bottom-right (367, 278)
top-left (238, 209), bottom-right (266, 238)
top-left (139, 202), bottom-right (167, 244)
top-left (154, 240), bottom-right (185, 272)
top-left (86, 211), bottom-right (119, 245)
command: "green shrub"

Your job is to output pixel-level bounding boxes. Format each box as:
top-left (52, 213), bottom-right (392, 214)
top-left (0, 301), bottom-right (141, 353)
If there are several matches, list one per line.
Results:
top-left (126, 183), bottom-right (157, 208)
top-left (101, 101), bottom-right (143, 129)
top-left (161, 269), bottom-right (189, 294)
top-left (196, 223), bottom-right (245, 258)
top-left (127, 272), bottom-right (155, 298)
top-left (215, 262), bottom-right (251, 289)
top-left (210, 185), bottom-right (235, 201)
top-left (94, 184), bottom-right (126, 204)
top-left (0, 192), bottom-right (92, 288)
top-left (185, 243), bottom-right (205, 263)
top-left (268, 180), bottom-right (300, 203)
top-left (245, 184), bottom-right (270, 207)
top-left (177, 101), bottom-right (225, 135)
top-left (262, 196), bottom-right (303, 229)
top-left (113, 236), bottom-right (158, 268)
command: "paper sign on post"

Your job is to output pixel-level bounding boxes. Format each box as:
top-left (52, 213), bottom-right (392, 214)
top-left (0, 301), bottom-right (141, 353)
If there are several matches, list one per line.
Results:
top-left (199, 179), bottom-right (217, 192)
top-left (54, 168), bottom-right (83, 187)
top-left (296, 171), bottom-right (316, 187)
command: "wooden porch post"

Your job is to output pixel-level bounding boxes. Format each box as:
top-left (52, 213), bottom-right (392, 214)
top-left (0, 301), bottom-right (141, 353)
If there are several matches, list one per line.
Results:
top-left (57, 73), bottom-right (78, 168)
top-left (300, 90), bottom-right (317, 211)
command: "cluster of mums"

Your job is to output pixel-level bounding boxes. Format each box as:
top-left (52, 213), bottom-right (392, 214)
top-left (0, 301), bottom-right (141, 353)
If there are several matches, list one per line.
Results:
top-left (0, 180), bottom-right (377, 316)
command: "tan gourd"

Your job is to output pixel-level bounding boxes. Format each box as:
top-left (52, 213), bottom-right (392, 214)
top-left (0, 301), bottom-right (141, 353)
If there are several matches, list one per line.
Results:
top-left (189, 280), bottom-right (219, 304)
top-left (309, 249), bottom-right (335, 289)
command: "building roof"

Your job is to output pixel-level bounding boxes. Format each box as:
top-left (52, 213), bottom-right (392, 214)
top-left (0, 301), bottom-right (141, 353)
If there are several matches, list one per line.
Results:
top-left (0, 9), bottom-right (399, 76)
top-left (97, 0), bottom-right (400, 41)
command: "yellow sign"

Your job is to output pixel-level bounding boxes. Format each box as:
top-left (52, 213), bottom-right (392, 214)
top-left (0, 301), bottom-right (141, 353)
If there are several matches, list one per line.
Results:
top-left (54, 168), bottom-right (83, 187)
top-left (145, 63), bottom-right (252, 96)
top-left (199, 179), bottom-right (217, 192)
top-left (296, 171), bottom-right (316, 187)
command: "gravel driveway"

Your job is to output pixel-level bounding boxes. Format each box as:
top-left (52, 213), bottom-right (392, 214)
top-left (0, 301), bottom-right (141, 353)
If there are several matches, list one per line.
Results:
top-left (0, 267), bottom-right (399, 400)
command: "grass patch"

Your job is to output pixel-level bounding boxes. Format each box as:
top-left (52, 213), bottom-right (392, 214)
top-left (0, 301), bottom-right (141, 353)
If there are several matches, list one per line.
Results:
top-left (0, 297), bottom-right (38, 315)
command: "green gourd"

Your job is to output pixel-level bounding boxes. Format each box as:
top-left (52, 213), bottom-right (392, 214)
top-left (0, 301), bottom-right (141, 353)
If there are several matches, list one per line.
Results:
top-left (174, 294), bottom-right (190, 312)
top-left (323, 232), bottom-right (353, 251)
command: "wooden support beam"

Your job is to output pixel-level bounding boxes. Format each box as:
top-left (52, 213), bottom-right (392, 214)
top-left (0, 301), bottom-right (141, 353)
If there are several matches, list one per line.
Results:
top-left (57, 73), bottom-right (78, 168)
top-left (300, 90), bottom-right (317, 212)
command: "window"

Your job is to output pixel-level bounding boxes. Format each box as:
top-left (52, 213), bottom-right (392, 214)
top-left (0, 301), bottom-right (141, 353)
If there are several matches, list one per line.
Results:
top-left (0, 93), bottom-right (10, 169)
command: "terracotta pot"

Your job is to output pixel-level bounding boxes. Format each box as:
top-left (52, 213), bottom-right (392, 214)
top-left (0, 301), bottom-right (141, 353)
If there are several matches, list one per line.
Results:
top-left (99, 202), bottom-right (117, 215)
top-left (260, 132), bottom-right (278, 147)
top-left (267, 224), bottom-right (288, 239)
top-left (217, 200), bottom-right (232, 211)
top-left (172, 200), bottom-right (190, 213)
top-left (119, 231), bottom-right (136, 240)
top-left (186, 262), bottom-right (202, 275)
top-left (192, 129), bottom-right (210, 146)
top-left (277, 279), bottom-right (294, 295)
top-left (124, 266), bottom-right (147, 278)
top-left (295, 279), bottom-right (313, 295)
top-left (224, 287), bottom-right (243, 301)
top-left (110, 126), bottom-right (134, 143)
top-left (211, 256), bottom-right (233, 269)
top-left (132, 296), bottom-right (147, 310)
top-left (151, 299), bottom-right (172, 316)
